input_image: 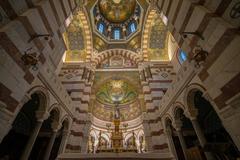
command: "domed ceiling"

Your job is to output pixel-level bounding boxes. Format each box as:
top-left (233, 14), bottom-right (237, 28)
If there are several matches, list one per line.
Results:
top-left (99, 0), bottom-right (136, 23)
top-left (89, 0), bottom-right (147, 43)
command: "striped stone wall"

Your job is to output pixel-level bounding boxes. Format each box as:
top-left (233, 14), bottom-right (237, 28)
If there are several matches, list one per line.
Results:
top-left (0, 0), bottom-right (78, 151)
top-left (59, 63), bottom-right (94, 152)
top-left (140, 62), bottom-right (175, 152)
top-left (0, 0), bottom-right (77, 114)
top-left (153, 0), bottom-right (240, 151)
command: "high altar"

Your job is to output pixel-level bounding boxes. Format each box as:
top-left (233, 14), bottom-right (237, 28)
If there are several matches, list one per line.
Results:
top-left (96, 108), bottom-right (138, 153)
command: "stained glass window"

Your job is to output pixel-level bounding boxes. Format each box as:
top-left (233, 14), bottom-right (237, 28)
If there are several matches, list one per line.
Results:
top-left (130, 23), bottom-right (136, 33)
top-left (98, 23), bottom-right (104, 33)
top-left (114, 29), bottom-right (120, 40)
top-left (178, 49), bottom-right (187, 64)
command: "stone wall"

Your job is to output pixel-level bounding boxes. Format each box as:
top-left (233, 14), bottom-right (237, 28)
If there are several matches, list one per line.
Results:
top-left (152, 0), bottom-right (240, 152)
top-left (0, 0), bottom-right (77, 146)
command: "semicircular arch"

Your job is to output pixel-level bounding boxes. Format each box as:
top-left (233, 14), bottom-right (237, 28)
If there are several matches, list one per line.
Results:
top-left (92, 49), bottom-right (142, 65)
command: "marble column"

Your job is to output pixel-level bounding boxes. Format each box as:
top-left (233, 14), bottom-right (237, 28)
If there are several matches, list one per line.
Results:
top-left (165, 126), bottom-right (178, 160)
top-left (20, 111), bottom-right (49, 160)
top-left (20, 121), bottom-right (43, 160)
top-left (191, 119), bottom-right (216, 160)
top-left (176, 128), bottom-right (188, 160)
top-left (43, 131), bottom-right (58, 160)
top-left (58, 130), bottom-right (70, 154)
top-left (43, 122), bottom-right (61, 160)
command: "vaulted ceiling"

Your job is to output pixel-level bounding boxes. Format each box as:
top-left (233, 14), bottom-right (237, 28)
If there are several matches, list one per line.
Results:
top-left (63, 0), bottom-right (171, 63)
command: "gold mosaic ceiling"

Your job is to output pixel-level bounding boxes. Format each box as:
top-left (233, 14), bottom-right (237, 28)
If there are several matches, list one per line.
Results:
top-left (148, 14), bottom-right (169, 61)
top-left (63, 0), bottom-right (170, 62)
top-left (98, 0), bottom-right (136, 23)
top-left (63, 13), bottom-right (87, 62)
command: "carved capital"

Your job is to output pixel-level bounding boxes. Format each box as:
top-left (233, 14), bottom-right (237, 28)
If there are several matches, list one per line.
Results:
top-left (36, 111), bottom-right (49, 122)
top-left (184, 108), bottom-right (198, 120)
top-left (51, 121), bottom-right (62, 132)
top-left (172, 120), bottom-right (183, 131)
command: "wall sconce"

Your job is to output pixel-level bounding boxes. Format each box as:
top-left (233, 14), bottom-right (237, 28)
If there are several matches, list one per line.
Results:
top-left (181, 31), bottom-right (204, 40)
top-left (28, 33), bottom-right (53, 43)
top-left (191, 46), bottom-right (208, 68)
top-left (21, 48), bottom-right (39, 70)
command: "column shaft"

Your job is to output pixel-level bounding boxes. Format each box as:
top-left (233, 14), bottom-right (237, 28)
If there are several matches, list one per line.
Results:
top-left (177, 130), bottom-right (188, 160)
top-left (165, 129), bottom-right (178, 160)
top-left (20, 121), bottom-right (43, 160)
top-left (58, 131), bottom-right (69, 154)
top-left (43, 131), bottom-right (57, 160)
top-left (191, 120), bottom-right (206, 146)
top-left (191, 119), bottom-right (216, 160)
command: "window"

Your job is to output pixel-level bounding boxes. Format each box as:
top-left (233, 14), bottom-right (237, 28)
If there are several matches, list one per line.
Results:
top-left (98, 23), bottom-right (104, 34)
top-left (130, 23), bottom-right (136, 33)
top-left (114, 29), bottom-right (120, 40)
top-left (178, 50), bottom-right (187, 64)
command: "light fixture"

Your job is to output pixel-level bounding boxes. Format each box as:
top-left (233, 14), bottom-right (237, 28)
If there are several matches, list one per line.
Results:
top-left (181, 31), bottom-right (204, 40)
top-left (21, 48), bottom-right (39, 70)
top-left (191, 46), bottom-right (208, 68)
top-left (28, 33), bottom-right (53, 43)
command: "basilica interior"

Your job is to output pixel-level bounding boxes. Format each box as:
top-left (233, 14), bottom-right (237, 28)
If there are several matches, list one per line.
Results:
top-left (0, 0), bottom-right (240, 160)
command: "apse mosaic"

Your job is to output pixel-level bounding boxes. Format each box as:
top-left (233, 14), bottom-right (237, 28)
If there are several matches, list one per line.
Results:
top-left (63, 13), bottom-right (87, 62)
top-left (96, 79), bottom-right (138, 105)
top-left (92, 100), bottom-right (142, 122)
top-left (91, 71), bottom-right (142, 122)
top-left (148, 14), bottom-right (169, 61)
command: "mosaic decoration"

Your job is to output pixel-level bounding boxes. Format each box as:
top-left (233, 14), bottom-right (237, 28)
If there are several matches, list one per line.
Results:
top-left (93, 71), bottom-right (142, 94)
top-left (92, 100), bottom-right (141, 122)
top-left (91, 71), bottom-right (142, 121)
top-left (91, 0), bottom-right (143, 42)
top-left (63, 13), bottom-right (87, 62)
top-left (96, 79), bottom-right (138, 105)
top-left (148, 14), bottom-right (169, 61)
top-left (98, 0), bottom-right (136, 23)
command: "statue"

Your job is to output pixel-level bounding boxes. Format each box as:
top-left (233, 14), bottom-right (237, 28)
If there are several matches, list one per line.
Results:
top-left (114, 108), bottom-right (120, 119)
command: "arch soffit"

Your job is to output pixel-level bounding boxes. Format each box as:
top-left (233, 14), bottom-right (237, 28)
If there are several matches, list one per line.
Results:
top-left (124, 132), bottom-right (136, 142)
top-left (78, 8), bottom-right (93, 62)
top-left (61, 114), bottom-right (72, 127)
top-left (136, 129), bottom-right (144, 139)
top-left (100, 133), bottom-right (110, 142)
top-left (92, 49), bottom-right (142, 65)
top-left (162, 113), bottom-right (174, 130)
top-left (48, 103), bottom-right (62, 122)
top-left (183, 83), bottom-right (206, 112)
top-left (27, 85), bottom-right (50, 112)
top-left (141, 8), bottom-right (157, 61)
top-left (171, 101), bottom-right (186, 120)
top-left (90, 129), bottom-right (98, 139)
